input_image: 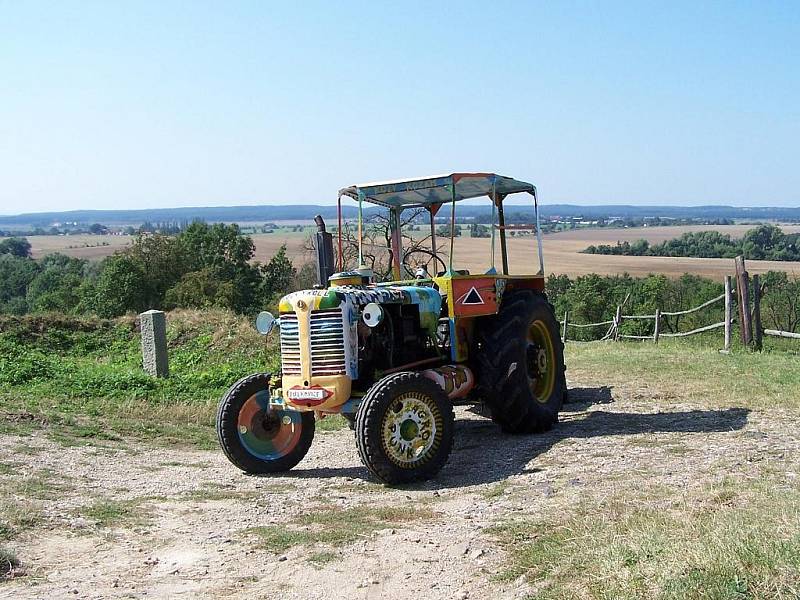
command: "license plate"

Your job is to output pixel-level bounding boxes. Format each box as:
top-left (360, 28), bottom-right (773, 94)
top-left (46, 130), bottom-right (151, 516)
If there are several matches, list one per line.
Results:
top-left (287, 388), bottom-right (327, 401)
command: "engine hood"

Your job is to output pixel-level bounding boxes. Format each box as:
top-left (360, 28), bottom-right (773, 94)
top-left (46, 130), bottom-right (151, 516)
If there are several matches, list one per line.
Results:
top-left (278, 285), bottom-right (442, 336)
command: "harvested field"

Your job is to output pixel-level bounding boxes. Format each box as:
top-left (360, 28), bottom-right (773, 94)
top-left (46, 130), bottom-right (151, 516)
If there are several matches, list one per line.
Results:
top-left (24, 234), bottom-right (134, 260)
top-left (16, 224), bottom-right (800, 279)
top-left (249, 225), bottom-right (800, 279)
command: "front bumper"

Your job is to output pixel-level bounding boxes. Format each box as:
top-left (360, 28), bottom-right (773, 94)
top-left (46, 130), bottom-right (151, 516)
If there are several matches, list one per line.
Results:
top-left (271, 374), bottom-right (353, 413)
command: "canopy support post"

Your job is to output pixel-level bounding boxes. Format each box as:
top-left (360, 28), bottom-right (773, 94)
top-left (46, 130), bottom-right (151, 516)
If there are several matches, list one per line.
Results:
top-left (448, 183), bottom-right (457, 273)
top-left (357, 189), bottom-right (365, 268)
top-left (490, 177), bottom-right (497, 273)
top-left (389, 207), bottom-right (403, 281)
top-left (337, 193), bottom-right (343, 270)
top-left (497, 194), bottom-right (509, 275)
top-left (429, 206), bottom-right (437, 259)
top-left (531, 188), bottom-right (544, 275)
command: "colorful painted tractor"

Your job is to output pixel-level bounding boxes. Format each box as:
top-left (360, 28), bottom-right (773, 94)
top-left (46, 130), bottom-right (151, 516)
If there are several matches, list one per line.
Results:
top-left (217, 173), bottom-right (566, 484)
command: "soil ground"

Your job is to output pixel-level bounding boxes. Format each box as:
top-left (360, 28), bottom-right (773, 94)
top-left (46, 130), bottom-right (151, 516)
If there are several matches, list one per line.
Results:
top-left (2, 366), bottom-right (796, 599)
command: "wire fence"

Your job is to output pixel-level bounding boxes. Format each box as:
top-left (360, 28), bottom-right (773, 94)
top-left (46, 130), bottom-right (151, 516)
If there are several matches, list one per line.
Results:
top-left (559, 259), bottom-right (799, 352)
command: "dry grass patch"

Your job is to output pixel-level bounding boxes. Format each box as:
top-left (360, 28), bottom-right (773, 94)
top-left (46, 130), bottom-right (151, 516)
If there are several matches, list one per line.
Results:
top-left (490, 477), bottom-right (800, 599)
top-left (566, 340), bottom-right (800, 410)
top-left (76, 499), bottom-right (149, 529)
top-left (245, 504), bottom-right (437, 553)
top-left (0, 546), bottom-right (21, 580)
top-left (0, 499), bottom-right (42, 542)
top-left (306, 550), bottom-right (340, 567)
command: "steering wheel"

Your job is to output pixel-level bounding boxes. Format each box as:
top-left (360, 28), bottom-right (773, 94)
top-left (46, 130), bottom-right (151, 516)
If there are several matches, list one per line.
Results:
top-left (402, 248), bottom-right (447, 278)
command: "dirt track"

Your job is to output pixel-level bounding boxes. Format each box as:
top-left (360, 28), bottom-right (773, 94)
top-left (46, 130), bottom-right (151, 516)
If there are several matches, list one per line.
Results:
top-left (1, 378), bottom-right (796, 600)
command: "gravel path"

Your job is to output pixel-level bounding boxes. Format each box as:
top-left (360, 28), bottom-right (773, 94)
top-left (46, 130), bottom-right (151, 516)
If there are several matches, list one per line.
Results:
top-left (1, 381), bottom-right (795, 600)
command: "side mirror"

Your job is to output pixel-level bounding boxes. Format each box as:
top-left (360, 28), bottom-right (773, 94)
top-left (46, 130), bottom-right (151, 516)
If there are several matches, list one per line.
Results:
top-left (255, 311), bottom-right (277, 336)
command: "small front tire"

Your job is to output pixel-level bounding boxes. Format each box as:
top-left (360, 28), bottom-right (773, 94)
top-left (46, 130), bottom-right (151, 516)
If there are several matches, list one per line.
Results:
top-left (216, 373), bottom-right (314, 474)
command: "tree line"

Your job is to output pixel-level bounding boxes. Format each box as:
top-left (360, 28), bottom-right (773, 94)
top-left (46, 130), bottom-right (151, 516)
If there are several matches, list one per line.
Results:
top-left (3, 225), bottom-right (798, 337)
top-left (0, 223), bottom-right (313, 318)
top-left (546, 271), bottom-right (800, 340)
top-left (583, 225), bottom-right (800, 261)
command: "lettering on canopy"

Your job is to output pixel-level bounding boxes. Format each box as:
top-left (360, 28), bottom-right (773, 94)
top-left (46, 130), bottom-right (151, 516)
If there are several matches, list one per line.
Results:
top-left (371, 177), bottom-right (445, 196)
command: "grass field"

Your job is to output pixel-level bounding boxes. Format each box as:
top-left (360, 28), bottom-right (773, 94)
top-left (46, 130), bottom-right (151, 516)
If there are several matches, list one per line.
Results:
top-left (1, 311), bottom-right (799, 596)
top-left (16, 223), bottom-right (800, 279)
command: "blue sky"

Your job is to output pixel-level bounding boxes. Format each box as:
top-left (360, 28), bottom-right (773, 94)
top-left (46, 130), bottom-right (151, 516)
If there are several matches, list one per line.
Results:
top-left (1, 1), bottom-right (798, 214)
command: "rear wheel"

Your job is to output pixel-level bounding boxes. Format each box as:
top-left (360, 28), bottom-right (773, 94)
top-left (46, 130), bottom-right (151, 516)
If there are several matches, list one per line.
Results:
top-left (355, 372), bottom-right (454, 484)
top-left (476, 290), bottom-right (566, 433)
top-left (217, 373), bottom-right (314, 473)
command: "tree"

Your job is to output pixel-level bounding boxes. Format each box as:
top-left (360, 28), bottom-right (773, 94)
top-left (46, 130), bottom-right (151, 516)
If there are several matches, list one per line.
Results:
top-left (124, 234), bottom-right (188, 309)
top-left (436, 224), bottom-right (462, 238)
top-left (761, 271), bottom-right (800, 332)
top-left (0, 237), bottom-right (32, 258)
top-left (260, 245), bottom-right (296, 305)
top-left (470, 223), bottom-right (490, 238)
top-left (90, 254), bottom-right (149, 317)
top-left (26, 254), bottom-right (87, 313)
top-left (0, 254), bottom-right (40, 314)
top-left (164, 268), bottom-right (236, 309)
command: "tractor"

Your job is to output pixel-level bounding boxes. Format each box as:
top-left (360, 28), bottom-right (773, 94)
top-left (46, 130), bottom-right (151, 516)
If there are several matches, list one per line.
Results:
top-left (216, 173), bottom-right (567, 484)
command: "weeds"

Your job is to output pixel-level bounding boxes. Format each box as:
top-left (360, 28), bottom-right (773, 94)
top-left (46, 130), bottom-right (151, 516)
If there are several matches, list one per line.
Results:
top-left (0, 546), bottom-right (20, 580)
top-left (77, 499), bottom-right (148, 528)
top-left (489, 478), bottom-right (800, 599)
top-left (245, 505), bottom-right (436, 553)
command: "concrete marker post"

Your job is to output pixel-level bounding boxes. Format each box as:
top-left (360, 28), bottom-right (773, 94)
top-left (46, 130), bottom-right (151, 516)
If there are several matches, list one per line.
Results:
top-left (140, 309), bottom-right (169, 378)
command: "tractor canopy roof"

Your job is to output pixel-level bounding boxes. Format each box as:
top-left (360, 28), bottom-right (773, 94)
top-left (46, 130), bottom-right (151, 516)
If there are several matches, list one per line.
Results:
top-left (338, 173), bottom-right (535, 209)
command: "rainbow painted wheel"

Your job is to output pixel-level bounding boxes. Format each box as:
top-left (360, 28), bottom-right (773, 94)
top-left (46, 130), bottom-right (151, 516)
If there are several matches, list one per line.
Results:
top-left (217, 373), bottom-right (314, 474)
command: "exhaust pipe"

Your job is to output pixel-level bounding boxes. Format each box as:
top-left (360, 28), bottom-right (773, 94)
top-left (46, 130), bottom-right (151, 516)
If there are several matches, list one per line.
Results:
top-left (314, 215), bottom-right (335, 286)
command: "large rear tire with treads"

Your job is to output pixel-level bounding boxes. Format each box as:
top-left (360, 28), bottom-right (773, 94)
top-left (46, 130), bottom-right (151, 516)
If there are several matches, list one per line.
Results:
top-left (476, 290), bottom-right (566, 434)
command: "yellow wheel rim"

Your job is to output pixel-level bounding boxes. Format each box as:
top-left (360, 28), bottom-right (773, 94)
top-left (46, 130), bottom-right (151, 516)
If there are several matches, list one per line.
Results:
top-left (380, 392), bottom-right (442, 468)
top-left (526, 320), bottom-right (556, 403)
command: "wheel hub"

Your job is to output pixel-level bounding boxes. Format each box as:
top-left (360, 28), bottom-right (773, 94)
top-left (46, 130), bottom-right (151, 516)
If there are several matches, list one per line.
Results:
top-left (237, 393), bottom-right (302, 460)
top-left (526, 320), bottom-right (557, 403)
top-left (382, 394), bottom-right (438, 466)
top-left (526, 344), bottom-right (548, 379)
top-left (399, 418), bottom-right (419, 441)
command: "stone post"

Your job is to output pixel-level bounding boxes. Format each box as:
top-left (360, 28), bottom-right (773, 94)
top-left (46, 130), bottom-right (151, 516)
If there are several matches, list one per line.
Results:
top-left (140, 310), bottom-right (168, 378)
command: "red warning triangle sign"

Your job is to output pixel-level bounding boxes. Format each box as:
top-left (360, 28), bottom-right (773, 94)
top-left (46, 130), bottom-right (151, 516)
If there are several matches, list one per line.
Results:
top-left (462, 287), bottom-right (484, 305)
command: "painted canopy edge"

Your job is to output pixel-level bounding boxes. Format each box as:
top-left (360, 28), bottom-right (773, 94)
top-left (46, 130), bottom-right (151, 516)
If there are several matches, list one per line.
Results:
top-left (338, 173), bottom-right (535, 208)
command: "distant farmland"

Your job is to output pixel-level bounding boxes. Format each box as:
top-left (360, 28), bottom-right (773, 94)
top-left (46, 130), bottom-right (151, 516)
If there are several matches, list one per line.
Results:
top-left (249, 224), bottom-right (800, 279)
top-left (19, 224), bottom-right (800, 279)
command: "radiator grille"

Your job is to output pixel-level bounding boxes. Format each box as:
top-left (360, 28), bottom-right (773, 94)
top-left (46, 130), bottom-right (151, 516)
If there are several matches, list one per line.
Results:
top-left (309, 308), bottom-right (346, 376)
top-left (279, 308), bottom-right (346, 377)
top-left (279, 313), bottom-right (301, 375)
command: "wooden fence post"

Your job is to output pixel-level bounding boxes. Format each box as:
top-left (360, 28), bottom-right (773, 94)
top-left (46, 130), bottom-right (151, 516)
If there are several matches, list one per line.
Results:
top-left (752, 274), bottom-right (763, 351)
top-left (614, 305), bottom-right (622, 341)
top-left (723, 275), bottom-right (732, 352)
top-left (653, 308), bottom-right (661, 344)
top-left (735, 256), bottom-right (752, 347)
top-left (562, 311), bottom-right (568, 343)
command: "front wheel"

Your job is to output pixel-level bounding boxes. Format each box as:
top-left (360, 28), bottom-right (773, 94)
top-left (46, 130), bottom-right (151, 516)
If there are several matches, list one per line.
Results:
top-left (355, 372), bottom-right (454, 485)
top-left (217, 373), bottom-right (314, 474)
